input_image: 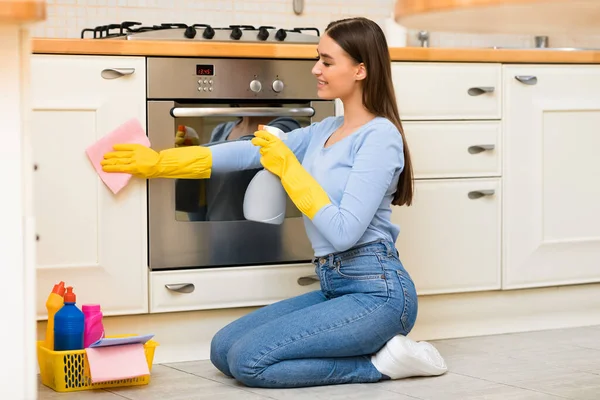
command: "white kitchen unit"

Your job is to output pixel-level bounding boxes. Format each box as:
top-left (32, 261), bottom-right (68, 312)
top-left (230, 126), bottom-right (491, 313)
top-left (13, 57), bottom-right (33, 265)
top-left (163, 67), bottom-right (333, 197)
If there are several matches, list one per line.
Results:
top-left (391, 62), bottom-right (502, 120)
top-left (390, 64), bottom-right (502, 294)
top-left (150, 263), bottom-right (319, 313)
top-left (502, 65), bottom-right (600, 289)
top-left (30, 55), bottom-right (148, 319)
top-left (30, 53), bottom-right (600, 365)
top-left (392, 178), bottom-right (501, 294)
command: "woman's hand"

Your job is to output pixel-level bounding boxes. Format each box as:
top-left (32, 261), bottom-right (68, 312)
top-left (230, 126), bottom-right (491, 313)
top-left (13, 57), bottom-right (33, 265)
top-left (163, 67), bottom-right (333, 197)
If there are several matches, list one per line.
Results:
top-left (101, 143), bottom-right (213, 179)
top-left (102, 144), bottom-right (160, 178)
top-left (250, 130), bottom-right (295, 178)
top-left (251, 129), bottom-right (330, 219)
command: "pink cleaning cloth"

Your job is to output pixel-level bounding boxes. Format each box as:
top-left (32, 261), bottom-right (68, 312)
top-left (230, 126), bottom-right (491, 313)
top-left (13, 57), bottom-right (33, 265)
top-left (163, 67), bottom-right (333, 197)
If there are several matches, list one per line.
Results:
top-left (85, 118), bottom-right (151, 195)
top-left (85, 343), bottom-right (150, 383)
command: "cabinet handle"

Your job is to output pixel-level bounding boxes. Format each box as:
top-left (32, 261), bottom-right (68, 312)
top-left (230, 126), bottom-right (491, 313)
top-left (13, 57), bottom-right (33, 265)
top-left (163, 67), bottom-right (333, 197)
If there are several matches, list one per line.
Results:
top-left (165, 283), bottom-right (195, 294)
top-left (468, 144), bottom-right (495, 154)
top-left (468, 190), bottom-right (495, 200)
top-left (515, 75), bottom-right (538, 85)
top-left (101, 68), bottom-right (135, 80)
top-left (467, 86), bottom-right (495, 96)
top-left (297, 275), bottom-right (319, 286)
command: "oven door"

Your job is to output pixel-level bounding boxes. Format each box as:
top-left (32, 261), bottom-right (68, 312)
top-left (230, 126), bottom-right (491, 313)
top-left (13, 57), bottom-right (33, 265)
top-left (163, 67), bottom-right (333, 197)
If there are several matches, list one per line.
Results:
top-left (148, 100), bottom-right (335, 270)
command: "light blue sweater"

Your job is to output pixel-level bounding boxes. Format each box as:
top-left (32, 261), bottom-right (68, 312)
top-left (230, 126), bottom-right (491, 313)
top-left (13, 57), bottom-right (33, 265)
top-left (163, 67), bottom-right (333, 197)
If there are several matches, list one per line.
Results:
top-left (210, 116), bottom-right (405, 257)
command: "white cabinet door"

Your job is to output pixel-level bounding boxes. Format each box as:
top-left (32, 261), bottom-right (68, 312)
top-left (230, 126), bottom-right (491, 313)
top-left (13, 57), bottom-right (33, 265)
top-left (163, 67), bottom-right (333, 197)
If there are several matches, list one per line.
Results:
top-left (31, 55), bottom-right (148, 318)
top-left (503, 65), bottom-right (600, 289)
top-left (392, 62), bottom-right (502, 120)
top-left (150, 263), bottom-right (319, 313)
top-left (392, 179), bottom-right (501, 295)
top-left (403, 121), bottom-right (501, 179)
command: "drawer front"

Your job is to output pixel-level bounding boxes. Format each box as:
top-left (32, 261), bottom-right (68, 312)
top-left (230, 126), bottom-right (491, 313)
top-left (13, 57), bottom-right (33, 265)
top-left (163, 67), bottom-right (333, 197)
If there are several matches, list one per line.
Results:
top-left (392, 178), bottom-right (501, 295)
top-left (392, 63), bottom-right (501, 120)
top-left (404, 121), bottom-right (501, 179)
top-left (150, 263), bottom-right (319, 313)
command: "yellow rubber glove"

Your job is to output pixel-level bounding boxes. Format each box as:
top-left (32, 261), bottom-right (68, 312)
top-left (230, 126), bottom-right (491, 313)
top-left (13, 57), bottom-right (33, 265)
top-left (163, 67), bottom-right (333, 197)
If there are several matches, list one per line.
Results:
top-left (101, 144), bottom-right (212, 179)
top-left (251, 130), bottom-right (330, 219)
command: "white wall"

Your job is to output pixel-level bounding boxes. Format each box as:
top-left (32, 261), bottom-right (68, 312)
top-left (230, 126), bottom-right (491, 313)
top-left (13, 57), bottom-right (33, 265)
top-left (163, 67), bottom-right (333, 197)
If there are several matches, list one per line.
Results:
top-left (33, 0), bottom-right (600, 49)
top-left (33, 0), bottom-right (395, 40)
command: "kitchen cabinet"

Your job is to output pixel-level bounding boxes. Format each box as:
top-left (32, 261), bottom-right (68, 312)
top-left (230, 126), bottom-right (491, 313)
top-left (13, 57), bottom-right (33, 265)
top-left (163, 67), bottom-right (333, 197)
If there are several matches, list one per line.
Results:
top-left (392, 62), bottom-right (502, 120)
top-left (30, 55), bottom-right (148, 318)
top-left (150, 263), bottom-right (320, 313)
top-left (403, 121), bottom-right (501, 180)
top-left (502, 65), bottom-right (600, 289)
top-left (392, 178), bottom-right (501, 294)
top-left (387, 63), bottom-right (503, 294)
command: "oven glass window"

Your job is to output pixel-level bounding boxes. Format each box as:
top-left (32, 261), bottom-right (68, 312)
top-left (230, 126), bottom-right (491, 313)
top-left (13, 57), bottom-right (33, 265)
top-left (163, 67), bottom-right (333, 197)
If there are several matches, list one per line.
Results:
top-left (173, 103), bottom-right (312, 223)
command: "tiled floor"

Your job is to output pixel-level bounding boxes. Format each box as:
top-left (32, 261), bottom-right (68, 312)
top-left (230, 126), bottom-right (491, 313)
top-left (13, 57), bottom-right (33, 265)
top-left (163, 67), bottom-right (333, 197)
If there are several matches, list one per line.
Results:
top-left (38, 325), bottom-right (600, 399)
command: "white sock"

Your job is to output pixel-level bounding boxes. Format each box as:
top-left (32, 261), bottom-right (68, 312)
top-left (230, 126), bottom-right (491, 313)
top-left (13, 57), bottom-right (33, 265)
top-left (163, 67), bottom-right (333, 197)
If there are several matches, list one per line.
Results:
top-left (371, 334), bottom-right (448, 380)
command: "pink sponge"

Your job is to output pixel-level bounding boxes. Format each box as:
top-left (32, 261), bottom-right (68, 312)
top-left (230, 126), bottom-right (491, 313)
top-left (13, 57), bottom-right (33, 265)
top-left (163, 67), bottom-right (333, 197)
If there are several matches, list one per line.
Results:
top-left (85, 118), bottom-right (151, 194)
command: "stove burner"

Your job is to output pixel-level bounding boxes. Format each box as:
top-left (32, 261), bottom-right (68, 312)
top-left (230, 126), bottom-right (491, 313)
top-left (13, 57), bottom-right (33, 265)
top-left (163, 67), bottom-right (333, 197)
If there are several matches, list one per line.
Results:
top-left (80, 21), bottom-right (320, 44)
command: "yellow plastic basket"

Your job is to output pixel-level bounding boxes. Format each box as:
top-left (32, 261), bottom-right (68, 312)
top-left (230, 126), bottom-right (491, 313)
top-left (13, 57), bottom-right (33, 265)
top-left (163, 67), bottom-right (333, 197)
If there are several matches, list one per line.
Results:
top-left (37, 335), bottom-right (158, 393)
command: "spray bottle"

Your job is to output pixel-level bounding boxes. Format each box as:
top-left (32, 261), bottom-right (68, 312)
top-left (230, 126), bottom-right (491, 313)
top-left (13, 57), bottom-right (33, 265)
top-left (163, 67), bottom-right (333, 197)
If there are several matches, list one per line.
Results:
top-left (54, 286), bottom-right (85, 351)
top-left (243, 125), bottom-right (288, 225)
top-left (83, 304), bottom-right (105, 348)
top-left (44, 281), bottom-right (65, 350)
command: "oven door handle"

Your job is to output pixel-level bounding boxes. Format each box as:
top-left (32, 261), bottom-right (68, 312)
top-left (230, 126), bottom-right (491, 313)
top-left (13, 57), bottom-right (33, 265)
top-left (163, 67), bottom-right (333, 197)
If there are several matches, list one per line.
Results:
top-left (170, 107), bottom-right (316, 118)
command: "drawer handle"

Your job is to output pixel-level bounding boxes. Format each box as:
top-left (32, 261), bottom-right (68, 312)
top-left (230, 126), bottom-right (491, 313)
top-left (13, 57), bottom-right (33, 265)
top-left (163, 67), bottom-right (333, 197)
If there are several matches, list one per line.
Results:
top-left (515, 75), bottom-right (538, 85)
top-left (467, 86), bottom-right (495, 96)
top-left (101, 68), bottom-right (135, 79)
top-left (165, 283), bottom-right (195, 294)
top-left (468, 190), bottom-right (495, 200)
top-left (297, 275), bottom-right (319, 286)
top-left (468, 144), bottom-right (495, 154)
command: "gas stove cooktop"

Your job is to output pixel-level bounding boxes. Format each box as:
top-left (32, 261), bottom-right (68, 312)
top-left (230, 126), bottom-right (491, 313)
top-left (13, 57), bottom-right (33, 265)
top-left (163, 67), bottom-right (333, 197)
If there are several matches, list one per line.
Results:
top-left (81, 21), bottom-right (321, 44)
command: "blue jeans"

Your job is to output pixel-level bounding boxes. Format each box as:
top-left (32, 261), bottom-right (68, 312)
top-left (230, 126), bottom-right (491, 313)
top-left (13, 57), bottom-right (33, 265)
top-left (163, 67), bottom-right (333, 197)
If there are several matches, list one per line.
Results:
top-left (210, 240), bottom-right (418, 388)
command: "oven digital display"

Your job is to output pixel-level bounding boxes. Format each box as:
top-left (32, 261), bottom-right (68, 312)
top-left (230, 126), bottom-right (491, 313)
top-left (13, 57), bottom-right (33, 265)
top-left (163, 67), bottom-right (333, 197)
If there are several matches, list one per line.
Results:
top-left (196, 64), bottom-right (215, 76)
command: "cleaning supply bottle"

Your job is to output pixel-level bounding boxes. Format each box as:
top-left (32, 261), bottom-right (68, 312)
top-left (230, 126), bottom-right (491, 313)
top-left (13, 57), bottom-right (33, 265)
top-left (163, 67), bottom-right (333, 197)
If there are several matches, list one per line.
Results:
top-left (54, 286), bottom-right (85, 351)
top-left (82, 304), bottom-right (105, 348)
top-left (243, 125), bottom-right (288, 225)
top-left (44, 281), bottom-right (65, 350)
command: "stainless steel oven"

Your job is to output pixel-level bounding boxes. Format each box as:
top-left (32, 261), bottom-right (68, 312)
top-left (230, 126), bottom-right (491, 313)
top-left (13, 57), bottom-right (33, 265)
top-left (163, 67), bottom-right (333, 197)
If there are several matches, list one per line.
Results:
top-left (146, 57), bottom-right (335, 271)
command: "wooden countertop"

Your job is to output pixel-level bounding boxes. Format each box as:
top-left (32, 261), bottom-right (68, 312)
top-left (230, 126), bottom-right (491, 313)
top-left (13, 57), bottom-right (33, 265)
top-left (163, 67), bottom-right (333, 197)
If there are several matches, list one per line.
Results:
top-left (31, 38), bottom-right (600, 64)
top-left (1, 0), bottom-right (46, 23)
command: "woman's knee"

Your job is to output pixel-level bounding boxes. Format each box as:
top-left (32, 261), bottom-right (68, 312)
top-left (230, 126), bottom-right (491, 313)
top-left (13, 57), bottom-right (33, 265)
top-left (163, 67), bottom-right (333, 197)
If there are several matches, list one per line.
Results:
top-left (227, 338), bottom-right (272, 388)
top-left (209, 328), bottom-right (235, 377)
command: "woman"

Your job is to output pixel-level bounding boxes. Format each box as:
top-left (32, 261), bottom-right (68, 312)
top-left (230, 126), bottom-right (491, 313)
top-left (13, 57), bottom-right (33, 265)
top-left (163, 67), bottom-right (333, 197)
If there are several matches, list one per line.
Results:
top-left (101, 17), bottom-right (447, 388)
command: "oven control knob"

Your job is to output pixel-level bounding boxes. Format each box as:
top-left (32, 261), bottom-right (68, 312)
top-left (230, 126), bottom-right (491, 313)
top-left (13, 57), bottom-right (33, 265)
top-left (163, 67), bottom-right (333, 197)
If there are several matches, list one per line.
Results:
top-left (249, 79), bottom-right (262, 93)
top-left (272, 79), bottom-right (284, 93)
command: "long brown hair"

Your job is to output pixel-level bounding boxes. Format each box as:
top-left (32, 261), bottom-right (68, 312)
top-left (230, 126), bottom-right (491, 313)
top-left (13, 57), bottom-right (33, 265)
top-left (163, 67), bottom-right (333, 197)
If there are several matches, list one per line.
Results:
top-left (325, 17), bottom-right (414, 206)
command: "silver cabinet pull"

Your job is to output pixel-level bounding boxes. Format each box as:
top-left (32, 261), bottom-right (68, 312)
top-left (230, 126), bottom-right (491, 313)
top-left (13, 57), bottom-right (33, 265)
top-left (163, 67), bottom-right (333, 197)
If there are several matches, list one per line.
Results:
top-left (165, 283), bottom-right (195, 293)
top-left (101, 68), bottom-right (135, 79)
top-left (515, 75), bottom-right (538, 85)
top-left (468, 190), bottom-right (496, 200)
top-left (297, 275), bottom-right (319, 286)
top-left (468, 144), bottom-right (496, 154)
top-left (467, 87), bottom-right (495, 96)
